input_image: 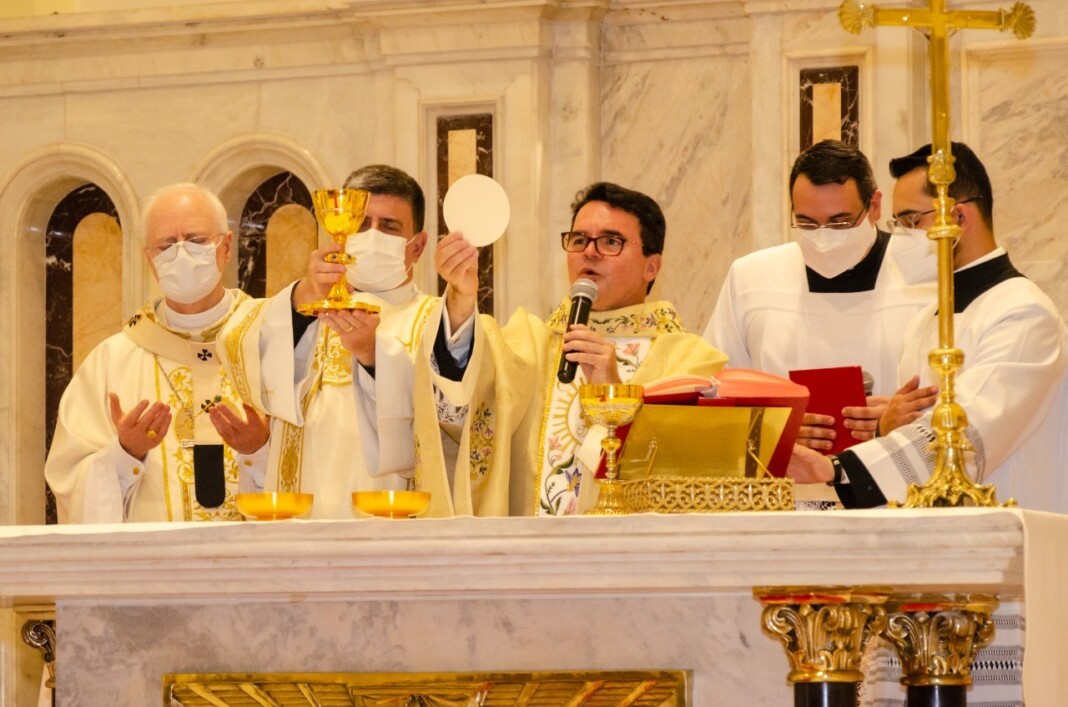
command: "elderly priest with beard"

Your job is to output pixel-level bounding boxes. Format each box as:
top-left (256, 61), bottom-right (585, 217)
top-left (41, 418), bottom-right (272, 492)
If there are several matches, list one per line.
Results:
top-left (413, 181), bottom-right (727, 517)
top-left (45, 183), bottom-right (268, 523)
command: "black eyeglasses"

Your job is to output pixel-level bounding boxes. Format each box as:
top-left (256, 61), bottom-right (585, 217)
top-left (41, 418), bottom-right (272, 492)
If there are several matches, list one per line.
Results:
top-left (888, 197), bottom-right (980, 231)
top-left (791, 208), bottom-right (868, 231)
top-left (561, 231), bottom-right (630, 256)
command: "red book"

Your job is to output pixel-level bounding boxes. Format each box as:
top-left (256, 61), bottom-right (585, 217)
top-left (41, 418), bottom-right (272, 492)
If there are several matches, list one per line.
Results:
top-left (788, 366), bottom-right (868, 455)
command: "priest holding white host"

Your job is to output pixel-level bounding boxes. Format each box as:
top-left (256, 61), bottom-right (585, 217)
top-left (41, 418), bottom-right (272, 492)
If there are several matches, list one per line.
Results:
top-left (45, 183), bottom-right (269, 523)
top-left (410, 181), bottom-right (727, 517)
top-left (218, 165), bottom-right (438, 520)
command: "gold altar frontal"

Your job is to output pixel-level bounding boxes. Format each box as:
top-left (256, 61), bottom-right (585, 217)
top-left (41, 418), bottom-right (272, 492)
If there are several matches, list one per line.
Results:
top-left (615, 403), bottom-right (795, 513)
top-left (165, 670), bottom-right (689, 706)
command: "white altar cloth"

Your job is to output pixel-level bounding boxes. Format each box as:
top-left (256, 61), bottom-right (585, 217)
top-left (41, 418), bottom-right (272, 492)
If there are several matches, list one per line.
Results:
top-left (0, 509), bottom-right (1064, 705)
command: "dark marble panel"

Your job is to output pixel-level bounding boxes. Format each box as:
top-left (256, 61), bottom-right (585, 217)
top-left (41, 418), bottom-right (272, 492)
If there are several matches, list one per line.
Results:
top-left (239, 172), bottom-right (313, 298)
top-left (799, 66), bottom-right (860, 150)
top-left (436, 113), bottom-right (495, 316)
top-left (45, 184), bottom-right (119, 524)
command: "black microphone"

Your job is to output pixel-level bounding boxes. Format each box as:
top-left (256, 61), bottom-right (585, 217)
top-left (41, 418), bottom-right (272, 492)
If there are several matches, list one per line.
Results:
top-left (557, 278), bottom-right (599, 384)
top-left (862, 370), bottom-right (875, 397)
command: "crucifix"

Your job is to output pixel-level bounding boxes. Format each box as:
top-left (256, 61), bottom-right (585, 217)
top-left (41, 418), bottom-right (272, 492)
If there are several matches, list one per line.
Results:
top-left (756, 10), bottom-right (1040, 707)
top-left (839, 0), bottom-right (1035, 508)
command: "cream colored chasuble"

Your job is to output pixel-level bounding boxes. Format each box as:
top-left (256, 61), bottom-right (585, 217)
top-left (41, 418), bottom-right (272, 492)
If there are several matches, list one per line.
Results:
top-left (221, 284), bottom-right (437, 518)
top-left (413, 298), bottom-right (727, 518)
top-left (45, 291), bottom-right (253, 523)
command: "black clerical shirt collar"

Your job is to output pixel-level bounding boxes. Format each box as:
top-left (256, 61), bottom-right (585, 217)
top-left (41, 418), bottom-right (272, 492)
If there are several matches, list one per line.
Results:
top-left (951, 250), bottom-right (1023, 313)
top-left (805, 230), bottom-right (890, 293)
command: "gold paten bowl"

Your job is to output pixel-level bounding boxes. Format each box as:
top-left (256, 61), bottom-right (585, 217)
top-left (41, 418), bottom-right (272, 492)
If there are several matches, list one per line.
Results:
top-left (353, 490), bottom-right (431, 519)
top-left (236, 492), bottom-right (314, 521)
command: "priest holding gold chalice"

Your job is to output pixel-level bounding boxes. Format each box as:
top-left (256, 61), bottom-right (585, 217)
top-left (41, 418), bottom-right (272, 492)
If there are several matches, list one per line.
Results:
top-left (220, 165), bottom-right (438, 519)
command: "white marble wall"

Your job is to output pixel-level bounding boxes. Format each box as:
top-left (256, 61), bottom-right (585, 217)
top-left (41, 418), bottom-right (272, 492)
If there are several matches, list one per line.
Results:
top-left (58, 595), bottom-right (784, 705)
top-left (2, 1), bottom-right (1068, 702)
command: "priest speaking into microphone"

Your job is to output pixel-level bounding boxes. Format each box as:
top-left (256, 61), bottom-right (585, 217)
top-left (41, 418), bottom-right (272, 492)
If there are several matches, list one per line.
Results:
top-left (409, 181), bottom-right (727, 517)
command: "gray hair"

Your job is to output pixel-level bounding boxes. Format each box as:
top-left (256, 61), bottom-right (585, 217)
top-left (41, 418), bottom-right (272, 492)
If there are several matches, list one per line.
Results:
top-left (141, 183), bottom-right (228, 239)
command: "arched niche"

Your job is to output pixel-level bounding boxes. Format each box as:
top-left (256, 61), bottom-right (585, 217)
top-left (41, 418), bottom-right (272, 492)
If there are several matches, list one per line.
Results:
top-left (191, 132), bottom-right (334, 290)
top-left (0, 143), bottom-right (138, 526)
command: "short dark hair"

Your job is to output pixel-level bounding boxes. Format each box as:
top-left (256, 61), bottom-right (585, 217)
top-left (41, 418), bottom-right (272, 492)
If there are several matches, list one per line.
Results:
top-left (789, 140), bottom-right (879, 207)
top-left (570, 181), bottom-right (665, 256)
top-left (343, 164), bottom-right (426, 232)
top-left (888, 142), bottom-right (994, 229)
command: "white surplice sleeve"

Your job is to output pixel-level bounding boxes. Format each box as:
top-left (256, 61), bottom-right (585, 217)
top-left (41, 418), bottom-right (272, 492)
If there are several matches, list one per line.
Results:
top-left (703, 264), bottom-right (751, 369)
top-left (252, 282), bottom-right (319, 426)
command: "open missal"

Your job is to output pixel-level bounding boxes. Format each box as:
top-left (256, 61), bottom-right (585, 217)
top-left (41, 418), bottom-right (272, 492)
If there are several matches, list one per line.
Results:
top-left (608, 369), bottom-right (809, 479)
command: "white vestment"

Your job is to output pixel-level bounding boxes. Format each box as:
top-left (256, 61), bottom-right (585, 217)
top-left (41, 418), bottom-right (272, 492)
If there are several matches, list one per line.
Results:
top-left (219, 282), bottom-right (437, 519)
top-left (45, 290), bottom-right (266, 523)
top-left (842, 250), bottom-right (1068, 513)
top-left (704, 239), bottom-right (935, 396)
top-left (833, 251), bottom-right (1066, 707)
top-left (413, 298), bottom-right (727, 518)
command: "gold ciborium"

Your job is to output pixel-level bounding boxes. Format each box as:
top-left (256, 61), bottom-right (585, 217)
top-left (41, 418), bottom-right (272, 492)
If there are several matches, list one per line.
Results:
top-left (579, 383), bottom-right (643, 515)
top-left (297, 188), bottom-right (380, 315)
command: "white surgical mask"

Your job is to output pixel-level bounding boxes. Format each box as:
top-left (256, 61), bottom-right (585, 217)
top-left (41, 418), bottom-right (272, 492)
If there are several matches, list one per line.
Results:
top-left (345, 228), bottom-right (413, 292)
top-left (794, 219), bottom-right (877, 279)
top-left (889, 226), bottom-right (938, 284)
top-left (153, 241), bottom-right (222, 304)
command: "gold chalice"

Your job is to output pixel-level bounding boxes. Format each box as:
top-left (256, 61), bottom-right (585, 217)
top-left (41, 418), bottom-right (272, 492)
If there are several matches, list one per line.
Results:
top-left (297, 188), bottom-right (380, 315)
top-left (579, 383), bottom-right (643, 515)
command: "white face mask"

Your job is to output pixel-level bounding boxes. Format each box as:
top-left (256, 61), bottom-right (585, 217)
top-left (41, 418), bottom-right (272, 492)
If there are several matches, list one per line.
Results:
top-left (153, 241), bottom-right (222, 304)
top-left (794, 218), bottom-right (877, 279)
top-left (889, 226), bottom-right (939, 284)
top-left (345, 228), bottom-right (414, 292)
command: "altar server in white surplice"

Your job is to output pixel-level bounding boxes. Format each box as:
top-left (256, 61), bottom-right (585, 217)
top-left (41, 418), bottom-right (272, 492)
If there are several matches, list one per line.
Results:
top-left (45, 184), bottom-right (270, 523)
top-left (417, 182), bottom-right (727, 517)
top-left (787, 140), bottom-right (1067, 707)
top-left (219, 165), bottom-right (436, 519)
top-left (704, 140), bottom-right (937, 451)
top-left (788, 142), bottom-right (1068, 513)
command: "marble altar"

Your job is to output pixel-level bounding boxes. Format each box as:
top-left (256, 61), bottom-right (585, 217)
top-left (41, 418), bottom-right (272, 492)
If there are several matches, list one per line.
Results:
top-left (0, 508), bottom-right (1065, 705)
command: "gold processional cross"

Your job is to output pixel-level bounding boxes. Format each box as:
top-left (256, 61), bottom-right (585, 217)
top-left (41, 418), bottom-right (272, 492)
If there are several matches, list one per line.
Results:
top-left (839, 0), bottom-right (1035, 507)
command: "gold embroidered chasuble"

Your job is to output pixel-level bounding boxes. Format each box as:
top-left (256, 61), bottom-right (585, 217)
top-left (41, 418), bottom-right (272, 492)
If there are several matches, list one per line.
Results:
top-left (45, 290), bottom-right (253, 523)
top-left (413, 298), bottom-right (727, 517)
top-left (220, 286), bottom-right (437, 519)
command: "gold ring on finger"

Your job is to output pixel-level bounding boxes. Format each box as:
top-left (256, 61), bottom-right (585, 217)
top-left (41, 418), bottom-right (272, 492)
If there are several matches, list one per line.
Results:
top-left (146, 430), bottom-right (158, 439)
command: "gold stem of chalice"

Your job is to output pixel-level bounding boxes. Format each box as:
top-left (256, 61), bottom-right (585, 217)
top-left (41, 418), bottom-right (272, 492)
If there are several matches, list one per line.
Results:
top-left (579, 383), bottom-right (643, 516)
top-left (297, 188), bottom-right (381, 316)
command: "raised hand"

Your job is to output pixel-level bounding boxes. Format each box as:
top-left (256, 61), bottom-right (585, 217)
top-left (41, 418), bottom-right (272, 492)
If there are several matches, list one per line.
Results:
top-left (293, 244), bottom-right (347, 308)
top-left (208, 402), bottom-right (270, 455)
top-left (879, 375), bottom-right (939, 435)
top-left (435, 232), bottom-right (479, 330)
top-left (109, 392), bottom-right (171, 460)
